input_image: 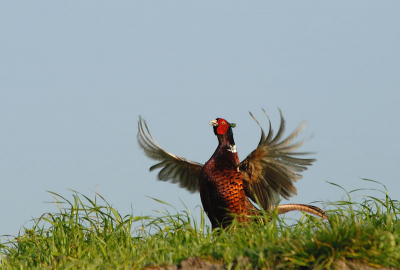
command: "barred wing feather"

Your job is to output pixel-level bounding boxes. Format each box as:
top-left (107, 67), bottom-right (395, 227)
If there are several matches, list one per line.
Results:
top-left (137, 116), bottom-right (203, 193)
top-left (239, 109), bottom-right (316, 210)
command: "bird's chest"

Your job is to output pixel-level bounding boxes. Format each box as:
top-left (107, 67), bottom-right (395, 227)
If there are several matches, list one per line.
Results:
top-left (199, 159), bottom-right (246, 213)
top-left (201, 158), bottom-right (240, 184)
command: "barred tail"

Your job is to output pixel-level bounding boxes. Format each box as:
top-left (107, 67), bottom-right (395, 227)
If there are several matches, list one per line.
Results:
top-left (275, 204), bottom-right (328, 220)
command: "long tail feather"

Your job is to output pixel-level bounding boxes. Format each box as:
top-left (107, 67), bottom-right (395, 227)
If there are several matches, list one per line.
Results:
top-left (274, 204), bottom-right (328, 220)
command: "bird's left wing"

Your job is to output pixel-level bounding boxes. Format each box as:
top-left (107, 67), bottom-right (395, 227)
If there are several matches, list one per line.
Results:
top-left (239, 109), bottom-right (316, 210)
top-left (138, 116), bottom-right (203, 193)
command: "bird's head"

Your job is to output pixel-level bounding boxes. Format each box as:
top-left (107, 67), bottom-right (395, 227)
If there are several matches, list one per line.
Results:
top-left (209, 118), bottom-right (236, 136)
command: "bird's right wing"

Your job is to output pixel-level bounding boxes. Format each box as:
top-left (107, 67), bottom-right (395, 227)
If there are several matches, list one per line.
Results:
top-left (138, 116), bottom-right (204, 193)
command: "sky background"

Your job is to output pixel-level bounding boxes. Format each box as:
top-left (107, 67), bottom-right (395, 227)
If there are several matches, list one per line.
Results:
top-left (1, 2), bottom-right (399, 237)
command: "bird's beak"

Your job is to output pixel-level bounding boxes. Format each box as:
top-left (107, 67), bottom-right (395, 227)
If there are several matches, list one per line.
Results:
top-left (230, 123), bottom-right (236, 128)
top-left (209, 120), bottom-right (218, 126)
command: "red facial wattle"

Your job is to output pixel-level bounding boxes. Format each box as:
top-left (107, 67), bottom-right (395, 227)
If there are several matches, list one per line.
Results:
top-left (216, 118), bottom-right (229, 135)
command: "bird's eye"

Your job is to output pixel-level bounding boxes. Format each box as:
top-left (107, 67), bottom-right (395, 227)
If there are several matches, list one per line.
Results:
top-left (222, 121), bottom-right (226, 125)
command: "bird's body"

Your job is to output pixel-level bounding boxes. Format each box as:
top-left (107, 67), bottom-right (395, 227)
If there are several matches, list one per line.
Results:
top-left (199, 118), bottom-right (255, 228)
top-left (199, 145), bottom-right (248, 228)
top-left (138, 110), bottom-right (327, 229)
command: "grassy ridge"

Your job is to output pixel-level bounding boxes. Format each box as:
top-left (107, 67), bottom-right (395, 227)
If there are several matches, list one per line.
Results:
top-left (1, 179), bottom-right (399, 269)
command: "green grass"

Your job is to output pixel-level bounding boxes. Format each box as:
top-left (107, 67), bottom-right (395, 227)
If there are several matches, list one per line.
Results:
top-left (1, 179), bottom-right (400, 269)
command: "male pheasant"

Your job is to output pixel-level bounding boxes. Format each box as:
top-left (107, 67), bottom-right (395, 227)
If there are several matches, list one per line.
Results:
top-left (138, 109), bottom-right (327, 229)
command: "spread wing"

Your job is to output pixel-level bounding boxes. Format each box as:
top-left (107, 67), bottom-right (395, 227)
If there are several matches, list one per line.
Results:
top-left (239, 109), bottom-right (316, 210)
top-left (137, 116), bottom-right (203, 193)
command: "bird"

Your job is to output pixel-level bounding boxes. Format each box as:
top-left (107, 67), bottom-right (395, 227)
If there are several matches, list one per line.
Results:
top-left (138, 109), bottom-right (328, 229)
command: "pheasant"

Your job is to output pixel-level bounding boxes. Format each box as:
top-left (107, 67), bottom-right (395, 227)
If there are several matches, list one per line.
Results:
top-left (138, 109), bottom-right (327, 229)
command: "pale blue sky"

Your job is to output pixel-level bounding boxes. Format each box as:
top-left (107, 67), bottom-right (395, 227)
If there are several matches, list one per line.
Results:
top-left (1, 2), bottom-right (399, 236)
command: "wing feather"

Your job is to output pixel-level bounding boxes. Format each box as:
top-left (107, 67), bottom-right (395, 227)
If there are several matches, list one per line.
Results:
top-left (239, 109), bottom-right (316, 210)
top-left (137, 116), bottom-right (203, 193)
